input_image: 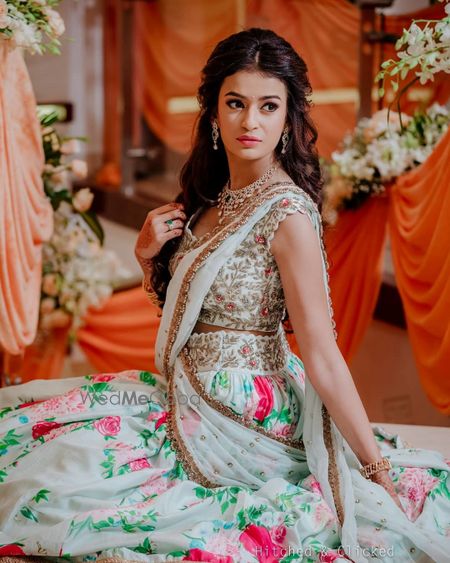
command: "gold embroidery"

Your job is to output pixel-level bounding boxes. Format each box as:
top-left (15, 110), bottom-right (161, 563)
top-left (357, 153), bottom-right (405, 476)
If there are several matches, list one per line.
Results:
top-left (322, 403), bottom-right (345, 526)
top-left (180, 345), bottom-right (305, 451)
top-left (165, 363), bottom-right (218, 488)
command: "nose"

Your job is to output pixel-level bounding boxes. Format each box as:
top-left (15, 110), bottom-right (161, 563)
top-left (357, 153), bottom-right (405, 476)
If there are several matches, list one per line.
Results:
top-left (241, 105), bottom-right (258, 131)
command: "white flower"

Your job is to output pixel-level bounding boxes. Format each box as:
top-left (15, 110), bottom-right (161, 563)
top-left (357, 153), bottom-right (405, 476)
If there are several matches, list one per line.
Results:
top-left (43, 7), bottom-right (65, 37)
top-left (61, 139), bottom-right (81, 155)
top-left (73, 188), bottom-right (94, 212)
top-left (70, 159), bottom-right (88, 180)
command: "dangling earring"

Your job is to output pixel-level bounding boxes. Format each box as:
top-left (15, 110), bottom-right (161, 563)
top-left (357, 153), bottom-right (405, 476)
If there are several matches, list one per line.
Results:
top-left (281, 126), bottom-right (289, 154)
top-left (212, 120), bottom-right (219, 150)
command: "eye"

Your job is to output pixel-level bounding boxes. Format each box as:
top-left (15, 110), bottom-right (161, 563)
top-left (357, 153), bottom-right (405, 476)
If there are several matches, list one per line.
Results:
top-left (262, 102), bottom-right (279, 112)
top-left (226, 99), bottom-right (244, 109)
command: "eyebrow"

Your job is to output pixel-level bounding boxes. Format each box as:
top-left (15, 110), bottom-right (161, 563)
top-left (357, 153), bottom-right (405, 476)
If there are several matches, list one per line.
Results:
top-left (224, 91), bottom-right (281, 101)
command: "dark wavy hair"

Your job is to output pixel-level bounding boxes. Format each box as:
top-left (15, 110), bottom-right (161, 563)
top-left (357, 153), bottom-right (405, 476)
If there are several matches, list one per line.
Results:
top-left (150, 27), bottom-right (324, 314)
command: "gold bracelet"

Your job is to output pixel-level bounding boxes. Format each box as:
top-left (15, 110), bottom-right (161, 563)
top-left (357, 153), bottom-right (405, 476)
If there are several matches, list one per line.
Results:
top-left (359, 456), bottom-right (392, 479)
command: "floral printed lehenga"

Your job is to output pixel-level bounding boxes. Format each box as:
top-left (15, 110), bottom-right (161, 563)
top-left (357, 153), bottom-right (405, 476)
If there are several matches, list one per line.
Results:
top-left (0, 183), bottom-right (449, 563)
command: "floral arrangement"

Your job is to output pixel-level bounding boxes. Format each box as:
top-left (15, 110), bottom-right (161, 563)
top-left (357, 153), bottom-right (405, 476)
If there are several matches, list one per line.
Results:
top-left (40, 111), bottom-right (130, 334)
top-left (0, 0), bottom-right (64, 54)
top-left (323, 103), bottom-right (450, 225)
top-left (376, 0), bottom-right (450, 96)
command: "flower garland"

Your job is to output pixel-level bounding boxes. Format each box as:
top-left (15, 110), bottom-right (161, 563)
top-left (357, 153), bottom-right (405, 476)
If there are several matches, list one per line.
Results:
top-left (323, 104), bottom-right (449, 225)
top-left (0, 0), bottom-right (64, 55)
top-left (39, 111), bottom-right (130, 335)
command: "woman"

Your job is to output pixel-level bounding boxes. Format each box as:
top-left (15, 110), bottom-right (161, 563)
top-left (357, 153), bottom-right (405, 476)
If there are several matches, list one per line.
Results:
top-left (0, 28), bottom-right (448, 563)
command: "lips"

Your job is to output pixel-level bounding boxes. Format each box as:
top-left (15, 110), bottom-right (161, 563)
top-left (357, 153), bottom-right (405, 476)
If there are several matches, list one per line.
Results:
top-left (237, 136), bottom-right (261, 142)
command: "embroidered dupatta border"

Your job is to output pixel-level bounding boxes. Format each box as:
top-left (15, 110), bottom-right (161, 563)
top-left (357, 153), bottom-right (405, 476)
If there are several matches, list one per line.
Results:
top-left (162, 183), bottom-right (344, 523)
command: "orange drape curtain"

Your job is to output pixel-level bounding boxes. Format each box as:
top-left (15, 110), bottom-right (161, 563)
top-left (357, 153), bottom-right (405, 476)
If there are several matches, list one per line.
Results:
top-left (133, 1), bottom-right (239, 155)
top-left (100, 1), bottom-right (450, 184)
top-left (388, 128), bottom-right (450, 414)
top-left (0, 45), bottom-right (53, 355)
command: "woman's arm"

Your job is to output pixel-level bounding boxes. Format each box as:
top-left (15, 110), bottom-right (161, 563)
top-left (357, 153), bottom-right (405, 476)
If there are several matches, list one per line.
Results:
top-left (270, 211), bottom-right (382, 467)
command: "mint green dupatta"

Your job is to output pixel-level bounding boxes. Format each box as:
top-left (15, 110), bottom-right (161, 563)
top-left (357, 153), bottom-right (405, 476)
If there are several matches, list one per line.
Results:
top-left (154, 184), bottom-right (449, 563)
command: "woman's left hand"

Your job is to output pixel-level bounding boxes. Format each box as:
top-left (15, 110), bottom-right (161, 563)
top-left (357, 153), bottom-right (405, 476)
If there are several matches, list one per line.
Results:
top-left (370, 469), bottom-right (406, 514)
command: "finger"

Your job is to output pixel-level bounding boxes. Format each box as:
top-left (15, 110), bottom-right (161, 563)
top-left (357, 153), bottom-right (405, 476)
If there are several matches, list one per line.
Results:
top-left (152, 202), bottom-right (184, 216)
top-left (161, 228), bottom-right (183, 242)
top-left (159, 208), bottom-right (187, 222)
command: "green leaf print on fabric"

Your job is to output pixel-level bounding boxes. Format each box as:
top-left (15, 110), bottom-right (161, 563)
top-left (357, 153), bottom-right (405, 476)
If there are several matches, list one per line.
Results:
top-left (277, 490), bottom-right (312, 514)
top-left (0, 469), bottom-right (7, 482)
top-left (19, 505), bottom-right (39, 522)
top-left (236, 504), bottom-right (268, 530)
top-left (427, 468), bottom-right (450, 500)
top-left (0, 407), bottom-right (13, 419)
top-left (139, 371), bottom-right (157, 386)
top-left (0, 429), bottom-right (22, 452)
top-left (34, 489), bottom-right (51, 503)
top-left (132, 537), bottom-right (154, 554)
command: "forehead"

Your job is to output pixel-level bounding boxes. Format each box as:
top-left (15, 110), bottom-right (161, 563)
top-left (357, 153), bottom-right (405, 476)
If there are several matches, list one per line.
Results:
top-left (220, 70), bottom-right (287, 99)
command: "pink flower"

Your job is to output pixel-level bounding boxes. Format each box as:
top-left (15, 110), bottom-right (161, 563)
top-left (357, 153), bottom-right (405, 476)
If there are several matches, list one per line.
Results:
top-left (241, 345), bottom-right (251, 355)
top-left (129, 458), bottom-right (151, 472)
top-left (280, 198), bottom-right (291, 207)
top-left (249, 359), bottom-right (257, 368)
top-left (225, 302), bottom-right (235, 311)
top-left (264, 267), bottom-right (273, 277)
top-left (0, 545), bottom-right (26, 556)
top-left (183, 548), bottom-right (233, 562)
top-left (270, 524), bottom-right (287, 543)
top-left (253, 376), bottom-right (274, 422)
top-left (91, 374), bottom-right (115, 382)
top-left (260, 307), bottom-right (269, 317)
top-left (155, 411), bottom-right (168, 430)
top-left (240, 524), bottom-right (283, 563)
top-left (397, 467), bottom-right (440, 521)
top-left (94, 416), bottom-right (121, 436)
top-left (215, 294), bottom-right (224, 302)
top-left (32, 421), bottom-right (62, 440)
top-left (254, 234), bottom-right (266, 244)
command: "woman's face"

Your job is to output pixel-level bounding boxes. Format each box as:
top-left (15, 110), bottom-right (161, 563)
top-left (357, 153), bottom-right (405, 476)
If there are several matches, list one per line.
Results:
top-left (215, 70), bottom-right (288, 162)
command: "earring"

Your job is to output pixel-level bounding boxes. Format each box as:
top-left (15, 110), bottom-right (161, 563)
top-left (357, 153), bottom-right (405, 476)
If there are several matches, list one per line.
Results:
top-left (281, 126), bottom-right (289, 154)
top-left (212, 120), bottom-right (219, 150)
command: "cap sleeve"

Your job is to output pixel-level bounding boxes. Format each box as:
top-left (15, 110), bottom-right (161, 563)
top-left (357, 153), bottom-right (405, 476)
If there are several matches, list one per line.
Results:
top-left (260, 193), bottom-right (319, 253)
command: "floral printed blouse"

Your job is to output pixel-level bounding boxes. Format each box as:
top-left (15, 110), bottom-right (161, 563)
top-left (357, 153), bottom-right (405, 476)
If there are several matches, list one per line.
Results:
top-left (168, 192), bottom-right (312, 332)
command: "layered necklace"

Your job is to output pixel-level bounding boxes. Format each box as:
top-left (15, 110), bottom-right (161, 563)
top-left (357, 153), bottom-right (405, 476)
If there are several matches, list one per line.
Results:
top-left (217, 164), bottom-right (278, 224)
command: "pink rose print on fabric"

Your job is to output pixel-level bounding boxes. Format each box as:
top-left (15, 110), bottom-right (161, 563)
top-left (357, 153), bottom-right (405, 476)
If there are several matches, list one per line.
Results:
top-left (147, 411), bottom-right (167, 430)
top-left (319, 550), bottom-right (351, 562)
top-left (183, 548), bottom-right (233, 562)
top-left (0, 544), bottom-right (26, 556)
top-left (270, 524), bottom-right (287, 544)
top-left (253, 376), bottom-right (275, 422)
top-left (128, 458), bottom-right (151, 472)
top-left (32, 421), bottom-right (62, 440)
top-left (203, 529), bottom-right (241, 559)
top-left (30, 388), bottom-right (88, 417)
top-left (396, 467), bottom-right (440, 521)
top-left (94, 416), bottom-right (121, 436)
top-left (302, 474), bottom-right (324, 496)
top-left (240, 524), bottom-right (284, 563)
top-left (91, 374), bottom-right (115, 382)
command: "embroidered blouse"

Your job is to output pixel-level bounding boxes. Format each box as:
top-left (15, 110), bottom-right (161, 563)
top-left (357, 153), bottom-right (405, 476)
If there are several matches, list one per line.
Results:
top-left (168, 189), bottom-right (318, 333)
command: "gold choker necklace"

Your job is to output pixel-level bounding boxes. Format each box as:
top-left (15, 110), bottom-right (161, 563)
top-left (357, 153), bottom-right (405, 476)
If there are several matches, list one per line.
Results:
top-left (217, 165), bottom-right (278, 223)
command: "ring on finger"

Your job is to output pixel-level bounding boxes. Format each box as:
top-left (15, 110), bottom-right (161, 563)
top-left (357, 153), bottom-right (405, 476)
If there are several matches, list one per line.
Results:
top-left (165, 219), bottom-right (175, 231)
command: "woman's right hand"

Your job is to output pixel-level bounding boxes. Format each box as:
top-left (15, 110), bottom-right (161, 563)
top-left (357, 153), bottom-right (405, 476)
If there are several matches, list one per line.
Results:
top-left (135, 202), bottom-right (186, 273)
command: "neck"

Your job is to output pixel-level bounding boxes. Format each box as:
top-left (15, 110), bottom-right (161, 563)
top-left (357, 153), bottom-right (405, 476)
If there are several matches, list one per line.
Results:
top-left (227, 154), bottom-right (277, 191)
